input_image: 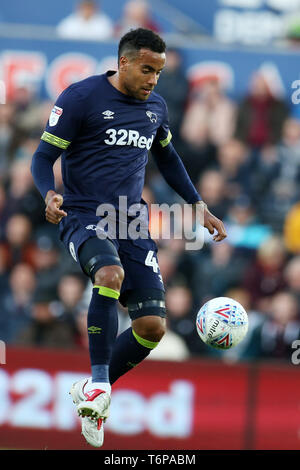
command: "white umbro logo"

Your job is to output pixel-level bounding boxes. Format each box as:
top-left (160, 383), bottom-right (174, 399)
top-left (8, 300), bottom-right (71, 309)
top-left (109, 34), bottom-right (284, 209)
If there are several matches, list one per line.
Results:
top-left (102, 110), bottom-right (114, 119)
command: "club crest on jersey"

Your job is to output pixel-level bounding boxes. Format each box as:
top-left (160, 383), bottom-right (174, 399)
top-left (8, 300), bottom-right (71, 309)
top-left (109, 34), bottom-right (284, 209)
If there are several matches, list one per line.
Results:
top-left (146, 111), bottom-right (157, 123)
top-left (49, 106), bottom-right (63, 127)
top-left (102, 110), bottom-right (114, 119)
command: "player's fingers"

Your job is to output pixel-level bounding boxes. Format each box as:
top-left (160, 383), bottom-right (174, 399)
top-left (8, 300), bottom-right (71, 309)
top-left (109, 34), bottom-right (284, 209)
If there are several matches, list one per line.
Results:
top-left (47, 204), bottom-right (67, 217)
top-left (217, 220), bottom-right (227, 238)
top-left (213, 233), bottom-right (225, 242)
top-left (56, 208), bottom-right (68, 217)
top-left (213, 222), bottom-right (227, 242)
top-left (205, 222), bottom-right (215, 235)
top-left (50, 195), bottom-right (67, 217)
top-left (45, 207), bottom-right (66, 224)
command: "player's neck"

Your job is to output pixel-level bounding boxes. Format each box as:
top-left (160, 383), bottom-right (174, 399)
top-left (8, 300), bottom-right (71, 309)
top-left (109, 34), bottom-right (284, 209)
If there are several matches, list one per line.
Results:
top-left (107, 72), bottom-right (126, 96)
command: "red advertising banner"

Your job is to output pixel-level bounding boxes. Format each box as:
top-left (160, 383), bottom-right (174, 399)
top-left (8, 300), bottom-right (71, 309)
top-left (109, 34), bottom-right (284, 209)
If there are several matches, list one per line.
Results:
top-left (0, 347), bottom-right (299, 450)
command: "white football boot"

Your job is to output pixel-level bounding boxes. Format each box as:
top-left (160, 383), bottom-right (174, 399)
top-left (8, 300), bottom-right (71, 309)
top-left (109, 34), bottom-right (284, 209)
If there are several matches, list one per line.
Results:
top-left (70, 378), bottom-right (111, 448)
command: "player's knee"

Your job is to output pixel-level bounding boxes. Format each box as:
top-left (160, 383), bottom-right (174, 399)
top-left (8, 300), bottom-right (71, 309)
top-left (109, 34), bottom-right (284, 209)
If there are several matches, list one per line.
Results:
top-left (132, 316), bottom-right (166, 343)
top-left (94, 265), bottom-right (124, 292)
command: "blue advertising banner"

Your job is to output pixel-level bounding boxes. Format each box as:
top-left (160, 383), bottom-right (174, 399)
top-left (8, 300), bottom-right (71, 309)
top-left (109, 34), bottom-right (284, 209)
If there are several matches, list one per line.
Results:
top-left (1, 35), bottom-right (300, 112)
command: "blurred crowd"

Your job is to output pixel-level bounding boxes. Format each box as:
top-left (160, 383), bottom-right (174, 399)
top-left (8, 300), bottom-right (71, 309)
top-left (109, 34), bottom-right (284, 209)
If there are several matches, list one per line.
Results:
top-left (56, 0), bottom-right (161, 41)
top-left (1, 5), bottom-right (300, 366)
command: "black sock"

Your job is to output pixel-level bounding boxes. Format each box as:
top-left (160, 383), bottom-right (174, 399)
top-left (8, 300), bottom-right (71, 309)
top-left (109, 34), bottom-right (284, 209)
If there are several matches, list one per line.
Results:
top-left (109, 327), bottom-right (159, 385)
top-left (87, 285), bottom-right (119, 383)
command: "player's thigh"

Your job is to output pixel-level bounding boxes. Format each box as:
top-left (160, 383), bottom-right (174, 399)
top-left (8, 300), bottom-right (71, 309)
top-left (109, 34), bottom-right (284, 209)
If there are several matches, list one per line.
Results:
top-left (78, 236), bottom-right (123, 283)
top-left (58, 210), bottom-right (123, 282)
top-left (118, 238), bottom-right (166, 321)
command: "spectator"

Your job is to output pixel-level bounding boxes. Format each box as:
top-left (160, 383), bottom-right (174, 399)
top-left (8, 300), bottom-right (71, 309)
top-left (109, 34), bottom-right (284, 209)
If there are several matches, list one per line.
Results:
top-left (234, 71), bottom-right (289, 148)
top-left (3, 158), bottom-right (45, 227)
top-left (190, 241), bottom-right (248, 305)
top-left (164, 283), bottom-right (202, 356)
top-left (56, 0), bottom-right (114, 41)
top-left (259, 291), bottom-right (300, 360)
top-left (30, 230), bottom-right (68, 299)
top-left (16, 288), bottom-right (78, 349)
top-left (0, 263), bottom-right (36, 344)
top-left (155, 48), bottom-right (189, 147)
top-left (284, 256), bottom-right (300, 303)
top-left (256, 118), bottom-right (300, 232)
top-left (181, 78), bottom-right (236, 148)
top-left (0, 102), bottom-right (15, 177)
top-left (242, 235), bottom-right (287, 312)
top-left (50, 273), bottom-right (87, 346)
top-left (0, 213), bottom-right (35, 269)
top-left (216, 139), bottom-right (254, 201)
top-left (196, 169), bottom-right (231, 221)
top-left (180, 79), bottom-right (235, 179)
top-left (224, 195), bottom-right (272, 251)
top-left (10, 73), bottom-right (44, 150)
top-left (115, 0), bottom-right (160, 38)
top-left (156, 246), bottom-right (179, 287)
top-left (56, 273), bottom-right (86, 311)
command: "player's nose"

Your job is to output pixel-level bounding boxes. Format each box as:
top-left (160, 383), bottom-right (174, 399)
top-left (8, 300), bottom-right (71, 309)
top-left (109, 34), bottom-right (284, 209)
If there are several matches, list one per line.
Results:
top-left (147, 73), bottom-right (158, 88)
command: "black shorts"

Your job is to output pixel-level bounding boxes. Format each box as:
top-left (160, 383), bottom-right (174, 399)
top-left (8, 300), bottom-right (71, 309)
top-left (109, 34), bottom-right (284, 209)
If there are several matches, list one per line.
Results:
top-left (58, 209), bottom-right (165, 308)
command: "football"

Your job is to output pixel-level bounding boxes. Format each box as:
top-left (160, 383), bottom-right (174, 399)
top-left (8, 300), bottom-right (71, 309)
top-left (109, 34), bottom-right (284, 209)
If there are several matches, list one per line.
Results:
top-left (196, 297), bottom-right (248, 350)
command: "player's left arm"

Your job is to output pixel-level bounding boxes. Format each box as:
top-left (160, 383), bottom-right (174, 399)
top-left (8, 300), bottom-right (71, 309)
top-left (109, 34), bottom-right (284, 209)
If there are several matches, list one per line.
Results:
top-left (151, 140), bottom-right (226, 242)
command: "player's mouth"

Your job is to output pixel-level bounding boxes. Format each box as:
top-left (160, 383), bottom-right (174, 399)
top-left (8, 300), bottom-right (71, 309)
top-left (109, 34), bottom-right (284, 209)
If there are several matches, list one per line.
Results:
top-left (141, 88), bottom-right (152, 96)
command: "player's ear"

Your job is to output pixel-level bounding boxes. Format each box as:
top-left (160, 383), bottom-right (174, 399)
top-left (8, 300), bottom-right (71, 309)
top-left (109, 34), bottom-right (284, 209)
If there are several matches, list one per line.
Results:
top-left (119, 56), bottom-right (129, 72)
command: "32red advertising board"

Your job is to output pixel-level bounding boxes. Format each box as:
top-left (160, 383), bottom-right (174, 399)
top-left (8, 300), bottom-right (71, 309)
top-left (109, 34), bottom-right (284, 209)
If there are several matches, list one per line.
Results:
top-left (0, 347), bottom-right (299, 450)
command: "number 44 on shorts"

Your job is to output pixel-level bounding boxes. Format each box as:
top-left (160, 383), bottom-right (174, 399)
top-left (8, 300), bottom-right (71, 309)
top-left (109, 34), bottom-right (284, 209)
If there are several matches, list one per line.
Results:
top-left (145, 250), bottom-right (163, 284)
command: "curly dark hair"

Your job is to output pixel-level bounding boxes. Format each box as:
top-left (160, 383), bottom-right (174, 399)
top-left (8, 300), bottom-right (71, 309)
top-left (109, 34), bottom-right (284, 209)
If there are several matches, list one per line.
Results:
top-left (118, 28), bottom-right (166, 63)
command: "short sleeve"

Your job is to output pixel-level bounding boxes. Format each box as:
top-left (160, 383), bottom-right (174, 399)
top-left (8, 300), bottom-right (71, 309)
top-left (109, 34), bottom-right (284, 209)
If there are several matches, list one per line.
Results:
top-left (41, 86), bottom-right (85, 151)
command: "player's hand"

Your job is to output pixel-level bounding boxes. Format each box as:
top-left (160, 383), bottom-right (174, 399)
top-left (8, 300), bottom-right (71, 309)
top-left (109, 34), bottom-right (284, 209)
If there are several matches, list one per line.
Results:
top-left (45, 190), bottom-right (67, 225)
top-left (194, 201), bottom-right (227, 242)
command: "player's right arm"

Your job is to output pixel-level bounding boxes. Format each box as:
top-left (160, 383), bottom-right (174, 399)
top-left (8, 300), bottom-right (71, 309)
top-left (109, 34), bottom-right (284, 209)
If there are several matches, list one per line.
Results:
top-left (31, 86), bottom-right (84, 224)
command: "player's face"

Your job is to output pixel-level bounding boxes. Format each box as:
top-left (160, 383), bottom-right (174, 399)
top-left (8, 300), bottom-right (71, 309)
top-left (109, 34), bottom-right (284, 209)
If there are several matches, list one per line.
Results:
top-left (120, 48), bottom-right (166, 101)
